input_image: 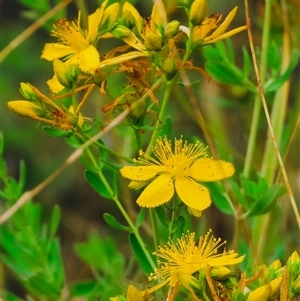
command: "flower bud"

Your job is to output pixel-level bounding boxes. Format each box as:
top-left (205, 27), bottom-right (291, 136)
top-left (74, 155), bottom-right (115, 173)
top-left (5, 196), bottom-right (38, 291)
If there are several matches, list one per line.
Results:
top-left (268, 277), bottom-right (282, 299)
top-left (247, 285), bottom-right (270, 301)
top-left (145, 33), bottom-right (162, 51)
top-left (126, 284), bottom-right (144, 301)
top-left (122, 2), bottom-right (143, 32)
top-left (111, 25), bottom-right (131, 39)
top-left (53, 59), bottom-right (72, 89)
top-left (7, 100), bottom-right (44, 118)
top-left (163, 57), bottom-right (177, 75)
top-left (210, 266), bottom-right (232, 281)
top-left (293, 274), bottom-right (300, 295)
top-left (164, 20), bottom-right (180, 38)
top-left (19, 82), bottom-right (37, 100)
top-left (190, 0), bottom-right (208, 25)
top-left (177, 272), bottom-right (201, 293)
top-left (178, 0), bottom-right (194, 8)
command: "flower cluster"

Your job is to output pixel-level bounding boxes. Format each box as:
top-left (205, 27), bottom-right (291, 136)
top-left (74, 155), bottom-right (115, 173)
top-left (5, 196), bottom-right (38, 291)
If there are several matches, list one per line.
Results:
top-left (7, 0), bottom-right (246, 134)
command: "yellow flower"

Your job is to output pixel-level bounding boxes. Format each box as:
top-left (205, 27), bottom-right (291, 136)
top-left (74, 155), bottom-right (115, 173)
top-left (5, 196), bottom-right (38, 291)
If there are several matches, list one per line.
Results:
top-left (120, 137), bottom-right (234, 211)
top-left (121, 0), bottom-right (179, 52)
top-left (41, 0), bottom-right (112, 73)
top-left (180, 6), bottom-right (247, 47)
top-left (148, 230), bottom-right (245, 289)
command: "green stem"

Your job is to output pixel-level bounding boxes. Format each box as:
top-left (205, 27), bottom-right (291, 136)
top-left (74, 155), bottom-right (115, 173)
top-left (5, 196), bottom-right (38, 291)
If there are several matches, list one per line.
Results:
top-left (86, 149), bottom-right (156, 270)
top-left (243, 0), bottom-right (271, 177)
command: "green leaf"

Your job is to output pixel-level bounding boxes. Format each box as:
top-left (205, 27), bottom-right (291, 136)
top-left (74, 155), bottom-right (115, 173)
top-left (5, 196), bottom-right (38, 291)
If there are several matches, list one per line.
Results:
top-left (264, 48), bottom-right (299, 93)
top-left (135, 208), bottom-right (145, 229)
top-left (75, 232), bottom-right (125, 274)
top-left (206, 182), bottom-right (235, 215)
top-left (17, 160), bottom-right (26, 197)
top-left (129, 233), bottom-right (153, 275)
top-left (246, 184), bottom-right (286, 217)
top-left (231, 180), bottom-right (248, 208)
top-left (43, 126), bottom-right (74, 137)
top-left (85, 170), bottom-right (114, 199)
top-left (103, 213), bottom-right (131, 231)
top-left (172, 215), bottom-right (185, 239)
top-left (242, 46), bottom-right (252, 78)
top-left (49, 205), bottom-right (61, 237)
top-left (0, 132), bottom-right (4, 155)
top-left (157, 115), bottom-right (172, 139)
top-left (0, 290), bottom-right (26, 301)
top-left (155, 206), bottom-right (169, 228)
top-left (69, 281), bottom-right (102, 297)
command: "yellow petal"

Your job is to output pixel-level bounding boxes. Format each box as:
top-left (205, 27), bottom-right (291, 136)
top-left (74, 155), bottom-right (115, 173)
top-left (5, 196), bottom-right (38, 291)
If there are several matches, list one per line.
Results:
top-left (175, 177), bottom-right (211, 210)
top-left (151, 0), bottom-right (167, 31)
top-left (87, 1), bottom-right (108, 42)
top-left (41, 43), bottom-right (76, 61)
top-left (123, 2), bottom-right (143, 33)
top-left (118, 31), bottom-right (147, 52)
top-left (137, 174), bottom-right (174, 207)
top-left (203, 25), bottom-right (247, 44)
top-left (78, 45), bottom-right (100, 73)
top-left (128, 180), bottom-right (148, 190)
top-left (189, 158), bottom-right (235, 181)
top-left (127, 284), bottom-right (144, 301)
top-left (47, 75), bottom-right (65, 93)
top-left (120, 165), bottom-right (165, 181)
top-left (100, 51), bottom-right (148, 68)
top-left (209, 7), bottom-right (238, 39)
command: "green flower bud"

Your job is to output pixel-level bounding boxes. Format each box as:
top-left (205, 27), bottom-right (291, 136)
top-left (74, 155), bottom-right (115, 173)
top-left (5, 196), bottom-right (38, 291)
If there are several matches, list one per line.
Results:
top-left (111, 25), bottom-right (131, 39)
top-left (163, 57), bottom-right (177, 75)
top-left (164, 20), bottom-right (180, 38)
top-left (145, 33), bottom-right (162, 51)
top-left (53, 59), bottom-right (72, 89)
top-left (66, 64), bottom-right (80, 83)
top-left (293, 274), bottom-right (300, 295)
top-left (210, 266), bottom-right (232, 281)
top-left (19, 82), bottom-right (37, 100)
top-left (178, 0), bottom-right (194, 8)
top-left (224, 274), bottom-right (239, 289)
top-left (190, 0), bottom-right (208, 25)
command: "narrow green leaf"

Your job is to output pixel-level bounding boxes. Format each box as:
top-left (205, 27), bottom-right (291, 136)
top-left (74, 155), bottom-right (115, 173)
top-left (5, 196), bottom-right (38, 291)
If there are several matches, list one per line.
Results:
top-left (206, 182), bottom-right (234, 215)
top-left (242, 46), bottom-right (252, 78)
top-left (129, 233), bottom-right (153, 275)
top-left (0, 132), bottom-right (4, 155)
top-left (135, 208), bottom-right (145, 229)
top-left (17, 160), bottom-right (26, 197)
top-left (264, 48), bottom-right (299, 93)
top-left (50, 205), bottom-right (61, 237)
top-left (155, 206), bottom-right (169, 228)
top-left (43, 126), bottom-right (74, 137)
top-left (103, 213), bottom-right (131, 231)
top-left (85, 170), bottom-right (114, 199)
top-left (247, 185), bottom-right (286, 217)
top-left (173, 216), bottom-right (185, 239)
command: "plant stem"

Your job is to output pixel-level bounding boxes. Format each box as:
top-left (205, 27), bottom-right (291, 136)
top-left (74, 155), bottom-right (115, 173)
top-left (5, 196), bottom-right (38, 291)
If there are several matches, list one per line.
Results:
top-left (243, 0), bottom-right (271, 178)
